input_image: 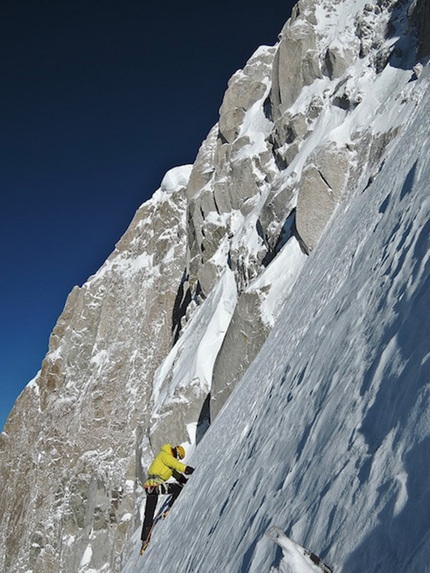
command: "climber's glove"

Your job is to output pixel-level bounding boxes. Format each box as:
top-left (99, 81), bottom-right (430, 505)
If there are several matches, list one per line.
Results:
top-left (176, 473), bottom-right (188, 485)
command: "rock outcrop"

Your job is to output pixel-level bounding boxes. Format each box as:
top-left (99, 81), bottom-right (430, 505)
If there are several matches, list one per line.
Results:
top-left (409, 0), bottom-right (430, 59)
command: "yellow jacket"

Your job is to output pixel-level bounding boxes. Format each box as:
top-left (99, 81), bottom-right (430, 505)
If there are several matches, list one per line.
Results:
top-left (147, 444), bottom-right (186, 481)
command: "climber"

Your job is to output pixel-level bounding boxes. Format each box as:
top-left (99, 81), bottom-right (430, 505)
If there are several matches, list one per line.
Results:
top-left (140, 444), bottom-right (195, 547)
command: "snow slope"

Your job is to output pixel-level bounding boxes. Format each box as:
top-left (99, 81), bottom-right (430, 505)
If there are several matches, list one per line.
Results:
top-left (123, 61), bottom-right (430, 573)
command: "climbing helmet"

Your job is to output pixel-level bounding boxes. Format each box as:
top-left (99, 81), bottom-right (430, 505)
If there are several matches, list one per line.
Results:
top-left (174, 445), bottom-right (185, 459)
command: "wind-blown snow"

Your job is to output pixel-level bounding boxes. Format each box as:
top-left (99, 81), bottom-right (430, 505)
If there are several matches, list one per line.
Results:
top-left (159, 165), bottom-right (193, 194)
top-left (150, 268), bottom-right (237, 418)
top-left (123, 54), bottom-right (430, 573)
top-left (250, 236), bottom-right (308, 327)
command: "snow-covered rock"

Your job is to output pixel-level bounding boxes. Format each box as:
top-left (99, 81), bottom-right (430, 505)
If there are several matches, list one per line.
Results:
top-left (1, 0), bottom-right (430, 572)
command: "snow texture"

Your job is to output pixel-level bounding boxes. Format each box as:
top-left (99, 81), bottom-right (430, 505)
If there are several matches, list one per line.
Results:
top-left (122, 4), bottom-right (430, 573)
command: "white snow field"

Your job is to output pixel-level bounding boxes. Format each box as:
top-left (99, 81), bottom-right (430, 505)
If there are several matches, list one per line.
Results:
top-left (121, 59), bottom-right (430, 573)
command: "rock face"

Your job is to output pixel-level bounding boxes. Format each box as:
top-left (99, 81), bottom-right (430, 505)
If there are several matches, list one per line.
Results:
top-left (0, 167), bottom-right (192, 573)
top-left (296, 143), bottom-right (351, 253)
top-left (271, 0), bottom-right (322, 117)
top-left (1, 1), bottom-right (427, 572)
top-left (409, 0), bottom-right (430, 59)
top-left (210, 290), bottom-right (270, 420)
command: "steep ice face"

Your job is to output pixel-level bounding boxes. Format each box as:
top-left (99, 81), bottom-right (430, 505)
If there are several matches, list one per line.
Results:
top-left (128, 58), bottom-right (430, 573)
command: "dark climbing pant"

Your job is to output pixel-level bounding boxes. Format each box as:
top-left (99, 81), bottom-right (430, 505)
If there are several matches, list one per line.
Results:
top-left (140, 482), bottom-right (183, 542)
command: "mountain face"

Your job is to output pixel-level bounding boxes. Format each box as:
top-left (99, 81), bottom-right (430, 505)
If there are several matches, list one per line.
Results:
top-left (1, 1), bottom-right (429, 572)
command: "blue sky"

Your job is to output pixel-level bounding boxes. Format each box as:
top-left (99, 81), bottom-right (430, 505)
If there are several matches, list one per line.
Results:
top-left (0, 0), bottom-right (295, 431)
